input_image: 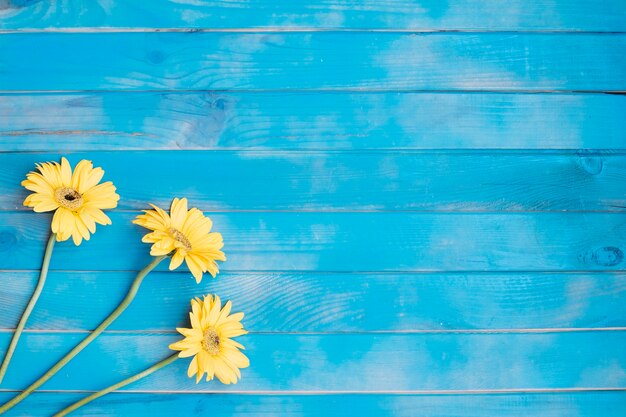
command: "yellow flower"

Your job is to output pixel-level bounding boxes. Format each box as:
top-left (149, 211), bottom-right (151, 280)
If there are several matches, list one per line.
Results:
top-left (133, 198), bottom-right (226, 283)
top-left (22, 157), bottom-right (120, 245)
top-left (170, 294), bottom-right (249, 384)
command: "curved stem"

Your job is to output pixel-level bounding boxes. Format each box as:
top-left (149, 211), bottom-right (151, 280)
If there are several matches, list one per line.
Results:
top-left (0, 255), bottom-right (167, 415)
top-left (53, 354), bottom-right (178, 417)
top-left (0, 232), bottom-right (56, 384)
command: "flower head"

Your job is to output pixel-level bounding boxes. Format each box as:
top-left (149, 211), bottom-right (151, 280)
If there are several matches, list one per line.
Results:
top-left (133, 198), bottom-right (226, 283)
top-left (169, 294), bottom-right (249, 384)
top-left (21, 157), bottom-right (120, 245)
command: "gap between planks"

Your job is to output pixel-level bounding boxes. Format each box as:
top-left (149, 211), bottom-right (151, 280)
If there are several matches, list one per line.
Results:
top-left (1, 269), bottom-right (625, 274)
top-left (0, 388), bottom-right (624, 395)
top-left (0, 90), bottom-right (624, 96)
top-left (3, 209), bottom-right (626, 214)
top-left (1, 28), bottom-right (626, 34)
top-left (3, 149), bottom-right (626, 156)
top-left (1, 328), bottom-right (625, 335)
top-left (0, 89), bottom-right (624, 94)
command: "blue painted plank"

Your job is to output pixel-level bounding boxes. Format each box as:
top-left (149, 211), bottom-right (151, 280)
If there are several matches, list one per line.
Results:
top-left (0, 212), bottom-right (624, 272)
top-left (1, 392), bottom-right (624, 417)
top-left (1, 33), bottom-right (624, 91)
top-left (1, 152), bottom-right (625, 212)
top-left (1, 331), bottom-right (625, 391)
top-left (2, 271), bottom-right (625, 332)
top-left (1, 0), bottom-right (625, 31)
top-left (1, 92), bottom-right (625, 150)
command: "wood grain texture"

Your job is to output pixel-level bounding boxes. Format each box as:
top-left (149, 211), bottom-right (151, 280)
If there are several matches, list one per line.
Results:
top-left (0, 212), bottom-right (624, 272)
top-left (1, 33), bottom-right (625, 91)
top-left (1, 331), bottom-right (625, 391)
top-left (0, 2), bottom-right (623, 414)
top-left (1, 0), bottom-right (625, 31)
top-left (2, 271), bottom-right (625, 332)
top-left (1, 392), bottom-right (625, 417)
top-left (1, 92), bottom-right (626, 151)
top-left (2, 152), bottom-right (625, 212)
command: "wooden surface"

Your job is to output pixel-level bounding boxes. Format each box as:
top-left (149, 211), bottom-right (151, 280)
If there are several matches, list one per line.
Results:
top-left (0, 1), bottom-right (625, 416)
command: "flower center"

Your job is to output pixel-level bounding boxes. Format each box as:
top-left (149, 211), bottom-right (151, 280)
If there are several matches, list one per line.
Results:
top-left (201, 328), bottom-right (220, 355)
top-left (54, 187), bottom-right (83, 210)
top-left (168, 228), bottom-right (192, 251)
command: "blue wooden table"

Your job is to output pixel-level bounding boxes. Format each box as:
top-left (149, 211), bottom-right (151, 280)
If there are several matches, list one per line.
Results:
top-left (1, 1), bottom-right (625, 416)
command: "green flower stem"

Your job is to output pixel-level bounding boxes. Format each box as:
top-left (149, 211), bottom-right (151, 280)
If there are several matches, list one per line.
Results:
top-left (0, 232), bottom-right (56, 384)
top-left (0, 255), bottom-right (167, 415)
top-left (53, 353), bottom-right (179, 417)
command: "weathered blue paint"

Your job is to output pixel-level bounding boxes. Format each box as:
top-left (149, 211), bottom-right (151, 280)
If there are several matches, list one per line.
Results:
top-left (2, 331), bottom-right (626, 391)
top-left (2, 271), bottom-right (626, 332)
top-left (0, 212), bottom-right (624, 272)
top-left (1, 152), bottom-right (625, 211)
top-left (1, 392), bottom-right (625, 417)
top-left (0, 1), bottom-right (624, 416)
top-left (2, 92), bottom-right (625, 151)
top-left (2, 0), bottom-right (626, 31)
top-left (1, 33), bottom-right (625, 91)
top-left (0, 92), bottom-right (626, 151)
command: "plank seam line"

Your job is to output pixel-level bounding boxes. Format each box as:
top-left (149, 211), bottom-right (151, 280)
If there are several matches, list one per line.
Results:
top-left (0, 28), bottom-right (625, 34)
top-left (4, 149), bottom-right (626, 155)
top-left (0, 90), bottom-right (624, 96)
top-left (2, 269), bottom-right (625, 274)
top-left (5, 207), bottom-right (626, 213)
top-left (0, 388), bottom-right (624, 395)
top-left (0, 89), bottom-right (624, 94)
top-left (2, 328), bottom-right (626, 335)
top-left (3, 209), bottom-right (626, 214)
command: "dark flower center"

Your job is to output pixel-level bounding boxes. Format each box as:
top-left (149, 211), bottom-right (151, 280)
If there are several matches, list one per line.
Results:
top-left (54, 187), bottom-right (83, 210)
top-left (201, 328), bottom-right (220, 355)
top-left (168, 227), bottom-right (192, 251)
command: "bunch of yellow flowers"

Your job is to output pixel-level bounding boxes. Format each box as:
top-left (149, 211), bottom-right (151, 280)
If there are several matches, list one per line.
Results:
top-left (0, 157), bottom-right (249, 416)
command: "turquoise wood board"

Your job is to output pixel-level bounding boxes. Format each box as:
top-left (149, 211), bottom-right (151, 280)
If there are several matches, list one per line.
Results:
top-left (1, 33), bottom-right (625, 91)
top-left (1, 392), bottom-right (625, 417)
top-left (1, 331), bottom-right (626, 391)
top-left (2, 271), bottom-right (625, 332)
top-left (1, 1), bottom-right (624, 416)
top-left (2, 0), bottom-right (625, 31)
top-left (2, 92), bottom-right (625, 151)
top-left (1, 212), bottom-right (625, 272)
top-left (1, 152), bottom-right (625, 212)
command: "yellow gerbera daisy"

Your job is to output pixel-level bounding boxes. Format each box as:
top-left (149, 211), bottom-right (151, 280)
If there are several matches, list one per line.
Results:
top-left (133, 198), bottom-right (226, 283)
top-left (22, 157), bottom-right (120, 245)
top-left (170, 294), bottom-right (249, 384)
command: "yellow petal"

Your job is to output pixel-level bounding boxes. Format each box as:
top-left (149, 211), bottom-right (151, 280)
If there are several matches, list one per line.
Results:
top-left (25, 194), bottom-right (59, 212)
top-left (51, 207), bottom-right (70, 234)
top-left (82, 182), bottom-right (119, 209)
top-left (213, 359), bottom-right (236, 384)
top-left (215, 300), bottom-right (232, 325)
top-left (222, 347), bottom-right (250, 369)
top-left (189, 312), bottom-right (201, 329)
top-left (60, 157), bottom-right (72, 186)
top-left (170, 197), bottom-right (188, 230)
top-left (185, 255), bottom-right (204, 283)
top-left (80, 206), bottom-right (112, 225)
top-left (221, 328), bottom-right (248, 338)
top-left (205, 295), bottom-right (222, 326)
top-left (187, 356), bottom-right (198, 378)
top-left (169, 250), bottom-right (185, 271)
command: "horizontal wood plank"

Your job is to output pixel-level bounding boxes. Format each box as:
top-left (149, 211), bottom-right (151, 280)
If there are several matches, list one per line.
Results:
top-left (1, 92), bottom-right (625, 151)
top-left (1, 0), bottom-right (625, 31)
top-left (0, 33), bottom-right (624, 91)
top-left (1, 391), bottom-right (624, 417)
top-left (1, 332), bottom-right (625, 391)
top-left (0, 212), bottom-right (624, 272)
top-left (1, 271), bottom-right (625, 332)
top-left (2, 152), bottom-right (625, 212)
